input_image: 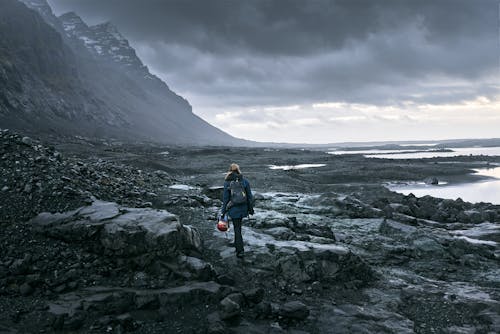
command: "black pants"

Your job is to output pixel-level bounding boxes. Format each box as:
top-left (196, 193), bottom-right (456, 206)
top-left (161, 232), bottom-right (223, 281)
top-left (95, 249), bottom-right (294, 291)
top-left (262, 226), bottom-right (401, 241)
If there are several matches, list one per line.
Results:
top-left (232, 218), bottom-right (244, 253)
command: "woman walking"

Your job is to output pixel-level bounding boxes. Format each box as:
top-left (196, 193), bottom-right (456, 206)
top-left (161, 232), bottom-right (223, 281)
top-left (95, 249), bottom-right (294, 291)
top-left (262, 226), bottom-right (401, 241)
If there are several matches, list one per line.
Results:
top-left (221, 163), bottom-right (254, 258)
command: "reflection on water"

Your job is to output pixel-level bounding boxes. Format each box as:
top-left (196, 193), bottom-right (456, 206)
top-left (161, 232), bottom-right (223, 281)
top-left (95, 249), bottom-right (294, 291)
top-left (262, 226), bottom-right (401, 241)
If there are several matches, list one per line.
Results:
top-left (269, 164), bottom-right (326, 170)
top-left (388, 168), bottom-right (500, 204)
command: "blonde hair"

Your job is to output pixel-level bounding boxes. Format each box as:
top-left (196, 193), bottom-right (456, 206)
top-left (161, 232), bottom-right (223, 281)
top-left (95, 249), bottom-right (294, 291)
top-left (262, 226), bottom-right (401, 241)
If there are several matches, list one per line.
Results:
top-left (225, 163), bottom-right (241, 178)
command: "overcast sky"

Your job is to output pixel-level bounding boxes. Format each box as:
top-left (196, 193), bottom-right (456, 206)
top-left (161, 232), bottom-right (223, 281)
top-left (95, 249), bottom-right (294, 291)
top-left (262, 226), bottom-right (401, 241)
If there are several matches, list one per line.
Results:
top-left (48, 0), bottom-right (500, 144)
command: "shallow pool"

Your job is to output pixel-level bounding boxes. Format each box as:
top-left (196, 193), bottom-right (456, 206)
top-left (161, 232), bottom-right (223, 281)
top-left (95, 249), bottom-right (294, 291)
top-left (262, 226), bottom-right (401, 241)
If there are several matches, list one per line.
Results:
top-left (387, 167), bottom-right (500, 204)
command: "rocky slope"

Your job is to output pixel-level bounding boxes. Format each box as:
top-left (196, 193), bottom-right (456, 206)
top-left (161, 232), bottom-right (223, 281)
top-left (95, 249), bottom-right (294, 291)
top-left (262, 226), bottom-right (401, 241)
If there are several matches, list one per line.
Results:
top-left (1, 0), bottom-right (242, 146)
top-left (0, 129), bottom-right (499, 333)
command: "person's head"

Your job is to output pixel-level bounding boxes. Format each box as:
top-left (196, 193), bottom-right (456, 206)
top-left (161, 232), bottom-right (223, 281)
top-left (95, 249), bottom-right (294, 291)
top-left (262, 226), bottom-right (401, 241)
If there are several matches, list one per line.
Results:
top-left (226, 163), bottom-right (241, 177)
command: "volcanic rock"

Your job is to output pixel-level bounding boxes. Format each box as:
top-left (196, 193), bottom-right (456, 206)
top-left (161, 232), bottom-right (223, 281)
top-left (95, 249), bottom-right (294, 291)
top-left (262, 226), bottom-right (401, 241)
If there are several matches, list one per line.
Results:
top-left (28, 200), bottom-right (201, 260)
top-left (279, 301), bottom-right (310, 320)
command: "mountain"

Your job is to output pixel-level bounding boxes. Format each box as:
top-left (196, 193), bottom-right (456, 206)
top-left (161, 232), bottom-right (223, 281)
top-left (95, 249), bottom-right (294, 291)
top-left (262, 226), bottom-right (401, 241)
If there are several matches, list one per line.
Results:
top-left (0, 0), bottom-right (245, 145)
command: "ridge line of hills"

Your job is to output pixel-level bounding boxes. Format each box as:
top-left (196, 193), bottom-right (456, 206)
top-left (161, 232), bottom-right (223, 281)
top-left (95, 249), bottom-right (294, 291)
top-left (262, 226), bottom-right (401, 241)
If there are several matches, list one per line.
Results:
top-left (0, 0), bottom-right (249, 146)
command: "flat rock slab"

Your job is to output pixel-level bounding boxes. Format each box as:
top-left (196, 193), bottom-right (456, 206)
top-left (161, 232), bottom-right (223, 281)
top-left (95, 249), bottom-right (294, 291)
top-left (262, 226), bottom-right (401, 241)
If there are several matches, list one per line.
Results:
top-left (48, 281), bottom-right (224, 316)
top-left (213, 226), bottom-right (373, 285)
top-left (29, 200), bottom-right (202, 257)
top-left (279, 301), bottom-right (310, 320)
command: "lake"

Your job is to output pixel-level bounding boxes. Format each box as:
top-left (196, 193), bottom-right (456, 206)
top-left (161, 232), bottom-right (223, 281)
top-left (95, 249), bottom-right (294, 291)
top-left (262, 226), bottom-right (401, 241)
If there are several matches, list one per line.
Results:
top-left (329, 147), bottom-right (500, 159)
top-left (269, 164), bottom-right (326, 170)
top-left (387, 167), bottom-right (500, 204)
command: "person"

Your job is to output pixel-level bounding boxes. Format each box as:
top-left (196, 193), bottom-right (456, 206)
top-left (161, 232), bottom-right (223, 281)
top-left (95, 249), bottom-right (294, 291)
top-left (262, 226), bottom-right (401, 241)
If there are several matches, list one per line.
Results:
top-left (221, 163), bottom-right (254, 258)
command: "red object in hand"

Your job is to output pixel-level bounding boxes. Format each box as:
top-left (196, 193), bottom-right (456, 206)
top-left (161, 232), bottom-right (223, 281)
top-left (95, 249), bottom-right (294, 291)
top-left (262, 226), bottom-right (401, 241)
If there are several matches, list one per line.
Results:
top-left (217, 220), bottom-right (229, 232)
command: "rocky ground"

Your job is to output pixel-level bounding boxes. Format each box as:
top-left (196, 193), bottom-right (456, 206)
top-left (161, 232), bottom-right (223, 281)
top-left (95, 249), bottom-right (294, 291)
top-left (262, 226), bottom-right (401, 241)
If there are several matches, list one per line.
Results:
top-left (0, 129), bottom-right (499, 333)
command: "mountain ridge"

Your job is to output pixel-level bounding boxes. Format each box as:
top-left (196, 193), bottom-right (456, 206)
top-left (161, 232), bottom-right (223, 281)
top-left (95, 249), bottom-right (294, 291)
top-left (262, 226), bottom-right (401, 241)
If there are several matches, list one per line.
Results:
top-left (0, 0), bottom-right (246, 146)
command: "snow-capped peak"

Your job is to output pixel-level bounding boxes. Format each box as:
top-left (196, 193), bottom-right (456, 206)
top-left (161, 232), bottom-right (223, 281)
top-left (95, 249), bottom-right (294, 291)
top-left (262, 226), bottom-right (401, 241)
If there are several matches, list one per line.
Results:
top-left (94, 22), bottom-right (127, 42)
top-left (20, 0), bottom-right (62, 30)
top-left (20, 0), bottom-right (52, 16)
top-left (59, 12), bottom-right (89, 33)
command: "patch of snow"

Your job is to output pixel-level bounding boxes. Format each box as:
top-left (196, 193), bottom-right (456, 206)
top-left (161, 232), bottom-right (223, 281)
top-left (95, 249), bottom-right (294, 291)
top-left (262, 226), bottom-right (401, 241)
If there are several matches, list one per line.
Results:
top-left (79, 36), bottom-right (97, 45)
top-left (63, 24), bottom-right (75, 31)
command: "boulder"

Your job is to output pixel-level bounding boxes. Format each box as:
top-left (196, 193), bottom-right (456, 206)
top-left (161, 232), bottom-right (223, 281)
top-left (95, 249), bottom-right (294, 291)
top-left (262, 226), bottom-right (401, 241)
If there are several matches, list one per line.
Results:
top-left (48, 282), bottom-right (224, 317)
top-left (463, 210), bottom-right (483, 224)
top-left (379, 219), bottom-right (417, 236)
top-left (225, 292), bottom-right (245, 307)
top-left (263, 227), bottom-right (296, 240)
top-left (220, 295), bottom-right (241, 320)
top-left (424, 177), bottom-right (439, 185)
top-left (21, 136), bottom-right (33, 146)
top-left (243, 288), bottom-right (265, 304)
top-left (28, 200), bottom-right (202, 262)
top-left (19, 282), bottom-right (34, 296)
top-left (203, 186), bottom-right (224, 200)
top-left (161, 255), bottom-right (215, 281)
top-left (207, 312), bottom-right (226, 333)
top-left (279, 301), bottom-right (310, 320)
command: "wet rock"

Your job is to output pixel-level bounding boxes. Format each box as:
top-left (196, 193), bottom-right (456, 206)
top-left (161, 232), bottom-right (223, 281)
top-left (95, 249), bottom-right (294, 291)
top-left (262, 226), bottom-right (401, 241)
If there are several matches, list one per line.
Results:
top-left (207, 312), bottom-right (226, 333)
top-left (226, 292), bottom-right (245, 306)
top-left (156, 281), bottom-right (224, 306)
top-left (21, 136), bottom-right (33, 146)
top-left (132, 272), bottom-right (148, 288)
top-left (463, 210), bottom-right (483, 224)
top-left (134, 293), bottom-right (158, 309)
top-left (264, 227), bottom-right (296, 240)
top-left (203, 186), bottom-right (224, 200)
top-left (64, 311), bottom-right (85, 330)
top-left (115, 313), bottom-right (136, 332)
top-left (279, 301), bottom-right (309, 320)
top-left (391, 212), bottom-right (418, 225)
top-left (412, 236), bottom-right (445, 256)
top-left (163, 255), bottom-right (215, 280)
top-left (254, 301), bottom-right (272, 319)
top-left (276, 255), bottom-right (311, 283)
top-left (48, 282), bottom-right (223, 319)
top-left (243, 287), bottom-right (265, 304)
top-left (216, 274), bottom-right (235, 286)
top-left (19, 282), bottom-right (34, 296)
top-left (424, 177), bottom-right (439, 185)
top-left (451, 222), bottom-right (500, 244)
top-left (379, 219), bottom-right (417, 236)
top-left (9, 253), bottom-right (33, 275)
top-left (28, 200), bottom-right (202, 261)
top-left (220, 295), bottom-right (241, 320)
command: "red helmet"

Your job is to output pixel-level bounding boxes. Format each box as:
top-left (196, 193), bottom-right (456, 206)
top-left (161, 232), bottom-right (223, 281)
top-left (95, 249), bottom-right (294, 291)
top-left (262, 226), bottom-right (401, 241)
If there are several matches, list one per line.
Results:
top-left (217, 220), bottom-right (229, 232)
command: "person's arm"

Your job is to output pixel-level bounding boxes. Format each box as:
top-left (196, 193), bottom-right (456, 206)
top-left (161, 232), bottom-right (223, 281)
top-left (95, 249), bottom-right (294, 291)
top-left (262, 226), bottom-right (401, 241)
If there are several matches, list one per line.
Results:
top-left (221, 181), bottom-right (230, 215)
top-left (245, 180), bottom-right (254, 214)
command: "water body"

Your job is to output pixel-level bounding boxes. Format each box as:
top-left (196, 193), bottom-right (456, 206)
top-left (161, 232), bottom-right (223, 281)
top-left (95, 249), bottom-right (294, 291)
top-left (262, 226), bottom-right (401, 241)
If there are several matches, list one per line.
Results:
top-left (168, 184), bottom-right (197, 190)
top-left (388, 167), bottom-right (500, 204)
top-left (329, 149), bottom-right (430, 155)
top-left (367, 147), bottom-right (500, 159)
top-left (269, 164), bottom-right (327, 170)
top-left (329, 146), bottom-right (500, 159)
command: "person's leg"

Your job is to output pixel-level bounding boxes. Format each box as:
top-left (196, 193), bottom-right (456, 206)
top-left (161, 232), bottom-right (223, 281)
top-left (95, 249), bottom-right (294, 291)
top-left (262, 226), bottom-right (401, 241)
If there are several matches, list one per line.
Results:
top-left (232, 218), bottom-right (244, 255)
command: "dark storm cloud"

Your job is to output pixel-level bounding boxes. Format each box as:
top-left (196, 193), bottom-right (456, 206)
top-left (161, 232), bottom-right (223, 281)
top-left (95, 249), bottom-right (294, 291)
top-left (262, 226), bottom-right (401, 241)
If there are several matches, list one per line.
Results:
top-left (48, 0), bottom-right (498, 107)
